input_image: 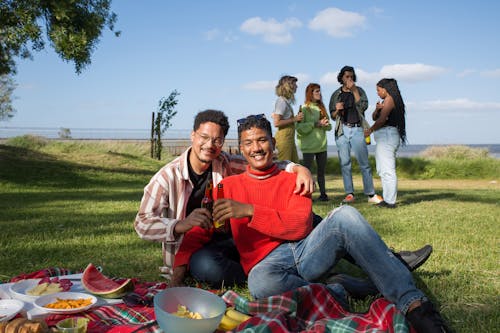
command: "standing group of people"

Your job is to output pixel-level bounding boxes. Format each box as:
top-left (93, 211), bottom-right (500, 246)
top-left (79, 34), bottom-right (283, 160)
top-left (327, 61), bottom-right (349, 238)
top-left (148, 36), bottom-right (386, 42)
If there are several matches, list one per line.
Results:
top-left (133, 71), bottom-right (452, 332)
top-left (272, 66), bottom-right (407, 208)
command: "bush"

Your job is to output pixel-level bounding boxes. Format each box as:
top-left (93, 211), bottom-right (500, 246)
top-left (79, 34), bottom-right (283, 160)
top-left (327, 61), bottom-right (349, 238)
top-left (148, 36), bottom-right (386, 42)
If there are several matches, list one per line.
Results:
top-left (6, 135), bottom-right (48, 150)
top-left (420, 145), bottom-right (491, 159)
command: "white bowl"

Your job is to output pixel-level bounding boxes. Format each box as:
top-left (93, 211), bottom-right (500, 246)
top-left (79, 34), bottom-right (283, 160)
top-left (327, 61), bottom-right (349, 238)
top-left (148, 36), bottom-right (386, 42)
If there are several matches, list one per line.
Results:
top-left (154, 287), bottom-right (226, 333)
top-left (0, 299), bottom-right (25, 322)
top-left (34, 292), bottom-right (97, 314)
top-left (9, 279), bottom-right (42, 302)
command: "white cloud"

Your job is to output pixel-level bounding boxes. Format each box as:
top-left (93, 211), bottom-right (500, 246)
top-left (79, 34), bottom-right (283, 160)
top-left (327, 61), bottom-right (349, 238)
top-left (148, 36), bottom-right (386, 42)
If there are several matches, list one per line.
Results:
top-left (480, 69), bottom-right (500, 78)
top-left (243, 73), bottom-right (310, 91)
top-left (420, 98), bottom-right (500, 110)
top-left (240, 17), bottom-right (302, 44)
top-left (242, 80), bottom-right (275, 91)
top-left (308, 8), bottom-right (366, 38)
top-left (320, 68), bottom-right (381, 87)
top-left (203, 29), bottom-right (220, 41)
top-left (456, 69), bottom-right (476, 77)
top-left (380, 63), bottom-right (447, 82)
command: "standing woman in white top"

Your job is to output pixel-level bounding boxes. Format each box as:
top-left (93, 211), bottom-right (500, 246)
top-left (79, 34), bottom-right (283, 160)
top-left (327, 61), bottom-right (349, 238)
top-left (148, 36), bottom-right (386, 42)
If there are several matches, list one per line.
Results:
top-left (272, 75), bottom-right (303, 163)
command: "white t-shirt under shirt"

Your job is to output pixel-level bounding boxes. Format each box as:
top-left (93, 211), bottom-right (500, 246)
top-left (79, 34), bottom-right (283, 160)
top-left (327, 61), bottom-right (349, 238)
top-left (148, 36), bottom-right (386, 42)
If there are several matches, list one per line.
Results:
top-left (274, 96), bottom-right (294, 120)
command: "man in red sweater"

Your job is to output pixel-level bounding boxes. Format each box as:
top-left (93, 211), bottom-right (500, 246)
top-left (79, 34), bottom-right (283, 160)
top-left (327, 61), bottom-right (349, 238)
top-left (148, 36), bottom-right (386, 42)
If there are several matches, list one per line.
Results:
top-left (211, 115), bottom-right (452, 333)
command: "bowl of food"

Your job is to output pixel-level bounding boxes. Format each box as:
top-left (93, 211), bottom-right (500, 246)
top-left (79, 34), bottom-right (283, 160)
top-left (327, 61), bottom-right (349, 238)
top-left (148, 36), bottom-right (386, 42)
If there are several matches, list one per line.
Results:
top-left (154, 287), bottom-right (226, 333)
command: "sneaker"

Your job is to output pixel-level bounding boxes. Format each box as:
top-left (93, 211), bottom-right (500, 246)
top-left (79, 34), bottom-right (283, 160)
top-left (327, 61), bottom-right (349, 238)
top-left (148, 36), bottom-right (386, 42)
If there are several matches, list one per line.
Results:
top-left (377, 200), bottom-right (396, 208)
top-left (318, 194), bottom-right (329, 202)
top-left (342, 194), bottom-right (355, 203)
top-left (406, 301), bottom-right (453, 333)
top-left (396, 244), bottom-right (433, 271)
top-left (368, 194), bottom-right (383, 204)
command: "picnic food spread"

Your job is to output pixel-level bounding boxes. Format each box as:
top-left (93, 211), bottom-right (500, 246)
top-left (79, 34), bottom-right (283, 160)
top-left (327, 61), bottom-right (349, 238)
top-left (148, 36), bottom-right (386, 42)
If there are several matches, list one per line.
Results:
top-left (0, 318), bottom-right (48, 333)
top-left (80, 263), bottom-right (133, 299)
top-left (43, 297), bottom-right (93, 310)
top-left (172, 304), bottom-right (203, 319)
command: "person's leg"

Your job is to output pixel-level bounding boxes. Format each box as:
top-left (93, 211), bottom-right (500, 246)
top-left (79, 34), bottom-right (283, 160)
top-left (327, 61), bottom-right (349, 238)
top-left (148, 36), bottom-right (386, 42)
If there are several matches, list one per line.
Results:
top-left (351, 127), bottom-right (375, 196)
top-left (336, 127), bottom-right (354, 195)
top-left (374, 127), bottom-right (400, 204)
top-left (296, 205), bottom-right (426, 314)
top-left (189, 237), bottom-right (246, 288)
top-left (247, 243), bottom-right (306, 299)
top-left (301, 152), bottom-right (314, 172)
top-left (316, 151), bottom-right (328, 197)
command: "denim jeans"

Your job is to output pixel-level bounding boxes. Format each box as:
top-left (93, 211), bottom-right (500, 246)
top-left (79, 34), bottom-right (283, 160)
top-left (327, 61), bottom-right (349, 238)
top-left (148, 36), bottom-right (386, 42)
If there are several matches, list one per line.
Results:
top-left (335, 125), bottom-right (375, 195)
top-left (302, 151), bottom-right (327, 196)
top-left (247, 205), bottom-right (425, 314)
top-left (189, 234), bottom-right (246, 288)
top-left (374, 126), bottom-right (401, 204)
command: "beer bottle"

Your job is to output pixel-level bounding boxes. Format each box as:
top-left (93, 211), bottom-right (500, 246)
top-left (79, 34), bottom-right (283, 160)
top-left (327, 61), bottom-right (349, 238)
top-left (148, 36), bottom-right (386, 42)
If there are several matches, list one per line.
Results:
top-left (201, 180), bottom-right (213, 213)
top-left (365, 135), bottom-right (371, 145)
top-left (213, 183), bottom-right (225, 229)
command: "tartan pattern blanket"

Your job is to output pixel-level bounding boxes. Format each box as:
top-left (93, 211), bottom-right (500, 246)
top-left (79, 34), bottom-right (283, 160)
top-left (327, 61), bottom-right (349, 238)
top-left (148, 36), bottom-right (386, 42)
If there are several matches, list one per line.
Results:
top-left (9, 268), bottom-right (413, 333)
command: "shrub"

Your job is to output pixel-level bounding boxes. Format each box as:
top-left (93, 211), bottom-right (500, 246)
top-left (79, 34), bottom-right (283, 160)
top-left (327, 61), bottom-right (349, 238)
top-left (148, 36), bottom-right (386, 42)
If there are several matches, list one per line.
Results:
top-left (420, 145), bottom-right (491, 159)
top-left (6, 135), bottom-right (48, 150)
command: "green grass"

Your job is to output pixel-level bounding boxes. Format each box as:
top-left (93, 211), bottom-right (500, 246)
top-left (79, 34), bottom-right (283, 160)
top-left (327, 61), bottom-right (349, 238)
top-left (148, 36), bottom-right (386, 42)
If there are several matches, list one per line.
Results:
top-left (1, 136), bottom-right (499, 332)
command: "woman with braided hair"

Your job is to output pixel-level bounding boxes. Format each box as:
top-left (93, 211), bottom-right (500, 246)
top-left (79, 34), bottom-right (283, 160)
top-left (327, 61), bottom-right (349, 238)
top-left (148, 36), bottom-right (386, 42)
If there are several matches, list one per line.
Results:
top-left (365, 78), bottom-right (407, 208)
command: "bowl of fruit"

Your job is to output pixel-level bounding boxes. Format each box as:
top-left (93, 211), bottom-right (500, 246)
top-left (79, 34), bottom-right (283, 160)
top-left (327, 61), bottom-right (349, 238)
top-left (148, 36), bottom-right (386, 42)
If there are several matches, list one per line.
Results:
top-left (154, 287), bottom-right (226, 333)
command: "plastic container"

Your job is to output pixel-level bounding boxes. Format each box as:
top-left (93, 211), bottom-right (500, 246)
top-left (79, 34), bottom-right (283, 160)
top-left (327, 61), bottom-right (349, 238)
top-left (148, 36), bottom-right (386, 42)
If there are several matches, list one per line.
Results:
top-left (56, 317), bottom-right (89, 333)
top-left (154, 287), bottom-right (226, 333)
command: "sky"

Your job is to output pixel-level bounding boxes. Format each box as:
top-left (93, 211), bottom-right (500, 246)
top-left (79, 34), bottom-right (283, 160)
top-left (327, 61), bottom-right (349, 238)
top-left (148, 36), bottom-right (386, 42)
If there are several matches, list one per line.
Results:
top-left (3, 0), bottom-right (500, 144)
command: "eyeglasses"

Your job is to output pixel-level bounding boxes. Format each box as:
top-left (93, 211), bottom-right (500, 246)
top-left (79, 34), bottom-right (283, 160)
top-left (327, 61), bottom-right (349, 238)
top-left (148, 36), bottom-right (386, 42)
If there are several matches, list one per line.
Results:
top-left (237, 114), bottom-right (266, 128)
top-left (194, 131), bottom-right (225, 148)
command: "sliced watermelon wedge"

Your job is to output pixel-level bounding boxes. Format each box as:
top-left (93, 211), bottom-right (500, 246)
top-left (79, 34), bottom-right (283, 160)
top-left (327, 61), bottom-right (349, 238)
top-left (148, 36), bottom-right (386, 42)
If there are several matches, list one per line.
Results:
top-left (81, 263), bottom-right (134, 299)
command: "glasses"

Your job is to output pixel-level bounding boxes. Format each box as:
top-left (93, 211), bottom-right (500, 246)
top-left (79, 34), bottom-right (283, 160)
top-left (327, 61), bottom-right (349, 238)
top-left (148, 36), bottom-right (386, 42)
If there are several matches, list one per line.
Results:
top-left (237, 114), bottom-right (266, 128)
top-left (194, 131), bottom-right (225, 148)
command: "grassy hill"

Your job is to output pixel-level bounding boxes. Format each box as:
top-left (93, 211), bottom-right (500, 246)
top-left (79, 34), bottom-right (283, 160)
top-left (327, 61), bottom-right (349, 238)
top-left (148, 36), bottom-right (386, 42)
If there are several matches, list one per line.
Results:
top-left (0, 136), bottom-right (499, 332)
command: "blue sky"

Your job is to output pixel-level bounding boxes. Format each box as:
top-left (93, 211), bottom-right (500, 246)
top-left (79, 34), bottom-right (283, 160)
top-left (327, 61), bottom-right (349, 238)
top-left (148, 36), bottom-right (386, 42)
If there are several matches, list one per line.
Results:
top-left (4, 0), bottom-right (500, 144)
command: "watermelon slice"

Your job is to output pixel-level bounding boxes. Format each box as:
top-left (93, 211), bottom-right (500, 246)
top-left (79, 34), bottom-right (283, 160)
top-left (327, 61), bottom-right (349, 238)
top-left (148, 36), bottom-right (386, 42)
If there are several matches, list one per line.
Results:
top-left (81, 263), bottom-right (134, 299)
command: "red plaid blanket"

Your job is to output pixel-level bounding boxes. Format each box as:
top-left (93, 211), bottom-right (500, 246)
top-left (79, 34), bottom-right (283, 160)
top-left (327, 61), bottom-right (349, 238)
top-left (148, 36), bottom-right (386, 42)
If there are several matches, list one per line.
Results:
top-left (9, 268), bottom-right (413, 333)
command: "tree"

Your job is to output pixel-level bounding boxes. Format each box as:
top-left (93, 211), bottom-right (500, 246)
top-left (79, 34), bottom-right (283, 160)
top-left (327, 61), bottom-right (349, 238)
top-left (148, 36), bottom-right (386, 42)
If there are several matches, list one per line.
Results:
top-left (152, 91), bottom-right (179, 160)
top-left (0, 0), bottom-right (120, 75)
top-left (0, 75), bottom-right (16, 120)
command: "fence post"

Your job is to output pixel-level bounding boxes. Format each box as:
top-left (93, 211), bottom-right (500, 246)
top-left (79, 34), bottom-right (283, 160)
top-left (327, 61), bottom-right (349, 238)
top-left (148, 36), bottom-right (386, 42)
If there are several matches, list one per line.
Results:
top-left (150, 112), bottom-right (155, 158)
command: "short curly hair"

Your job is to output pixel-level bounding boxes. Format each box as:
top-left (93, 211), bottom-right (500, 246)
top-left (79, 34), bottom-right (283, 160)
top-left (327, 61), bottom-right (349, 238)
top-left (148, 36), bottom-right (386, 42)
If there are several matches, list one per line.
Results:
top-left (193, 109), bottom-right (230, 137)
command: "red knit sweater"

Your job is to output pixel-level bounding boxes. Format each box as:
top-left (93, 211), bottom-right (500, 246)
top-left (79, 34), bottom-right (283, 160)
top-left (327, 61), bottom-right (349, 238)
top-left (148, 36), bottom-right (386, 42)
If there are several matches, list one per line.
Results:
top-left (175, 164), bottom-right (313, 274)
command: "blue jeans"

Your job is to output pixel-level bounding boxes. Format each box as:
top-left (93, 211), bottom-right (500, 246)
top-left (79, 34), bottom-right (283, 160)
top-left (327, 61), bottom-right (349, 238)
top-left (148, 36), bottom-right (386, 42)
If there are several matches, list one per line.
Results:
top-left (247, 205), bottom-right (425, 314)
top-left (189, 234), bottom-right (246, 288)
top-left (336, 125), bottom-right (375, 195)
top-left (374, 126), bottom-right (401, 204)
top-left (302, 151), bottom-right (327, 196)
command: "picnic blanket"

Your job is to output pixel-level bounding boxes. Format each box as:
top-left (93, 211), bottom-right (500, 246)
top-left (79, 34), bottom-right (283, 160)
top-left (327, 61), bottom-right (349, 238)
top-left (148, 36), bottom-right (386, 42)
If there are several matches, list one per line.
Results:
top-left (8, 268), bottom-right (413, 333)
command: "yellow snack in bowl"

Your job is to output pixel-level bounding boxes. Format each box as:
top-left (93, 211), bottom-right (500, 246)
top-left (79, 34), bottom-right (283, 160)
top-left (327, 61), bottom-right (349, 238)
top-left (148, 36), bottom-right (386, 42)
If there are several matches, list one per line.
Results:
top-left (173, 304), bottom-right (203, 319)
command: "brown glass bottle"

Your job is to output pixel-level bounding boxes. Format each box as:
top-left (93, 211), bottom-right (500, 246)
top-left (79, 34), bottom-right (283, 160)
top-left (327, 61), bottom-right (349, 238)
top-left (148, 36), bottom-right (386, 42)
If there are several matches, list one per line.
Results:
top-left (213, 183), bottom-right (225, 229)
top-left (201, 181), bottom-right (213, 213)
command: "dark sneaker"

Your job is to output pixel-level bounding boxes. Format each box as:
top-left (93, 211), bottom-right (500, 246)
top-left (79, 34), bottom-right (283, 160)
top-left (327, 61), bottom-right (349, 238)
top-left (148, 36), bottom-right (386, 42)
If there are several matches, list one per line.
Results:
top-left (377, 200), bottom-right (396, 208)
top-left (318, 194), bottom-right (329, 202)
top-left (406, 301), bottom-right (453, 333)
top-left (396, 244), bottom-right (433, 271)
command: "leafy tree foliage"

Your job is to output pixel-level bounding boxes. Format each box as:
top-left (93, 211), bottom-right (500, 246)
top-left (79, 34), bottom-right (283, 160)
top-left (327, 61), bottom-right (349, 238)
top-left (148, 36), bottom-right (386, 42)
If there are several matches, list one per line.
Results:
top-left (0, 75), bottom-right (16, 120)
top-left (153, 90), bottom-right (179, 160)
top-left (0, 0), bottom-right (120, 75)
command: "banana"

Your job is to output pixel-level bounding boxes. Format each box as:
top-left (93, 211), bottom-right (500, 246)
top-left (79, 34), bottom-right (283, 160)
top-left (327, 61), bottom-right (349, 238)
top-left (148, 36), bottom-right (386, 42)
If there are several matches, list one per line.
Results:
top-left (225, 308), bottom-right (252, 322)
top-left (218, 314), bottom-right (241, 331)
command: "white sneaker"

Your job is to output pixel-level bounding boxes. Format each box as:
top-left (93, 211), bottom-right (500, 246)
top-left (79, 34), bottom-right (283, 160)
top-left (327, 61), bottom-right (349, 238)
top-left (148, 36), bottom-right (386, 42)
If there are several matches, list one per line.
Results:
top-left (368, 194), bottom-right (383, 204)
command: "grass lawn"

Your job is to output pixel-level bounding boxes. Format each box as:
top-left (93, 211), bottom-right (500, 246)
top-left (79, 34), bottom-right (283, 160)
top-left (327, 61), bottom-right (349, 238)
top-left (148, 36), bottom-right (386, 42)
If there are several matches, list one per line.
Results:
top-left (0, 138), bottom-right (499, 332)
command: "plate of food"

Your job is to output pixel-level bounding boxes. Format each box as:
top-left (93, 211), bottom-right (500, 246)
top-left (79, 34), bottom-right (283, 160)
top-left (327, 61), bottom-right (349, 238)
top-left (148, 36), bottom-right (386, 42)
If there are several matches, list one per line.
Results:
top-left (9, 278), bottom-right (73, 302)
top-left (33, 292), bottom-right (97, 314)
top-left (0, 299), bottom-right (25, 322)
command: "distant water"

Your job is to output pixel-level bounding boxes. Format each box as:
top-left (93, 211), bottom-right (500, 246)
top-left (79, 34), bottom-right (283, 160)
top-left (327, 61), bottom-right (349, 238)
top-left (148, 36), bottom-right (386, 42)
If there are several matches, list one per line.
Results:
top-left (1, 126), bottom-right (499, 158)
